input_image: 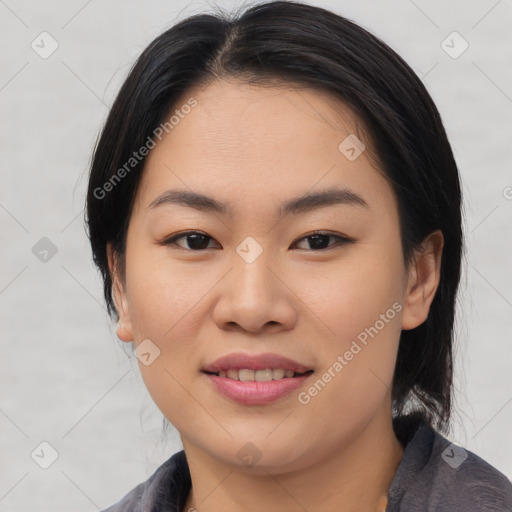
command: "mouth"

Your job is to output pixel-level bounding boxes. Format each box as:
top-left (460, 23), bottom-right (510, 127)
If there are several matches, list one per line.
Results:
top-left (202, 351), bottom-right (313, 374)
top-left (201, 352), bottom-right (315, 405)
top-left (202, 368), bottom-right (314, 381)
top-left (202, 369), bottom-right (314, 405)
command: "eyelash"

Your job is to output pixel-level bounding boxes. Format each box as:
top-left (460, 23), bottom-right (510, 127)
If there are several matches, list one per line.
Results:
top-left (159, 230), bottom-right (353, 252)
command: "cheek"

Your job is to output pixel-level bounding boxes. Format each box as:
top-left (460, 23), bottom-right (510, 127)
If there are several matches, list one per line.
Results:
top-left (299, 293), bottom-right (402, 442)
top-left (125, 245), bottom-right (206, 340)
top-left (124, 260), bottom-right (203, 426)
top-left (303, 243), bottom-right (404, 403)
top-left (307, 248), bottom-right (404, 345)
top-left (123, 248), bottom-right (211, 412)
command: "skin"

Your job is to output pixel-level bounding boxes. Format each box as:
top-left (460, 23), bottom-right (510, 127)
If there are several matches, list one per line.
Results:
top-left (108, 78), bottom-right (443, 512)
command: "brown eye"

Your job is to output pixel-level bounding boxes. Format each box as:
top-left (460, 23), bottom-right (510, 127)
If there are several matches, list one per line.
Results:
top-left (161, 231), bottom-right (220, 251)
top-left (292, 231), bottom-right (352, 251)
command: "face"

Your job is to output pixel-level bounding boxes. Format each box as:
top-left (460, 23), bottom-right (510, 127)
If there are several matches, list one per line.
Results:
top-left (110, 78), bottom-right (441, 474)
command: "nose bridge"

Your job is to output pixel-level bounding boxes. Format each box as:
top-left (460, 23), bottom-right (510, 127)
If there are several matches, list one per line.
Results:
top-left (235, 235), bottom-right (266, 266)
top-left (211, 234), bottom-right (296, 333)
top-left (232, 235), bottom-right (274, 299)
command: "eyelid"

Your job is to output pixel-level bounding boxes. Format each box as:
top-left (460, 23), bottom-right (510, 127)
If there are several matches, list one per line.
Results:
top-left (158, 230), bottom-right (219, 249)
top-left (291, 230), bottom-right (353, 250)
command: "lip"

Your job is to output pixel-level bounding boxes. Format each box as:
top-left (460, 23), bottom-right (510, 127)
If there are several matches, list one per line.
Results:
top-left (204, 372), bottom-right (313, 405)
top-left (202, 352), bottom-right (312, 373)
top-left (202, 352), bottom-right (314, 405)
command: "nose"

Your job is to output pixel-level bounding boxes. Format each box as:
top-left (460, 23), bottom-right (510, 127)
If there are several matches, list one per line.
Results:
top-left (212, 244), bottom-right (297, 334)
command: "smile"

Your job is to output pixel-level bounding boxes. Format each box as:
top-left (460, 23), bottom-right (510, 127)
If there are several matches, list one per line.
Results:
top-left (203, 369), bottom-right (314, 405)
top-left (204, 368), bottom-right (313, 381)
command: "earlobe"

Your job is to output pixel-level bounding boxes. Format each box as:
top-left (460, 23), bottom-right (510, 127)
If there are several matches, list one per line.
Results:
top-left (116, 320), bottom-right (133, 342)
top-left (107, 242), bottom-right (134, 342)
top-left (401, 230), bottom-right (444, 331)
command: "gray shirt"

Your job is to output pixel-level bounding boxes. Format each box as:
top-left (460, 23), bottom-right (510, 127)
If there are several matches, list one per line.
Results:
top-left (101, 415), bottom-right (512, 511)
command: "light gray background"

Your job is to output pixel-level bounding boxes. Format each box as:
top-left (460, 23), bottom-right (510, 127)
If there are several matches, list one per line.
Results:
top-left (1, 0), bottom-right (511, 510)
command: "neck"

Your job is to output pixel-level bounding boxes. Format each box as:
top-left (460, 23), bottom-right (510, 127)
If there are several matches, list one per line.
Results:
top-left (182, 409), bottom-right (404, 512)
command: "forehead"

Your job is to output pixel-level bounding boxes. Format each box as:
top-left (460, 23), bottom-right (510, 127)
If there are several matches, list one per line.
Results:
top-left (135, 79), bottom-right (394, 216)
top-left (166, 78), bottom-right (363, 159)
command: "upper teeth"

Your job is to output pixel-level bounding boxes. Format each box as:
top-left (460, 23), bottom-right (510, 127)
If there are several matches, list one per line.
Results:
top-left (218, 369), bottom-right (298, 381)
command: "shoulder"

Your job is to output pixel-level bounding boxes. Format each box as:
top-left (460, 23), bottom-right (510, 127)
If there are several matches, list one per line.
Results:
top-left (99, 450), bottom-right (190, 512)
top-left (430, 437), bottom-right (512, 511)
top-left (100, 481), bottom-right (146, 512)
top-left (389, 415), bottom-right (512, 511)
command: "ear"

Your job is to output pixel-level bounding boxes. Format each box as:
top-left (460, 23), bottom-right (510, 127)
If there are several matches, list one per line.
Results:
top-left (401, 229), bottom-right (444, 331)
top-left (107, 242), bottom-right (134, 342)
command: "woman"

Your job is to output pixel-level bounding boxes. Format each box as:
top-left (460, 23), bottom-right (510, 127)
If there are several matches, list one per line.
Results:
top-left (85, 1), bottom-right (512, 510)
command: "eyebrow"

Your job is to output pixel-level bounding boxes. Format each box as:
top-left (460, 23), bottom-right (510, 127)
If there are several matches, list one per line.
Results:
top-left (147, 187), bottom-right (369, 216)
